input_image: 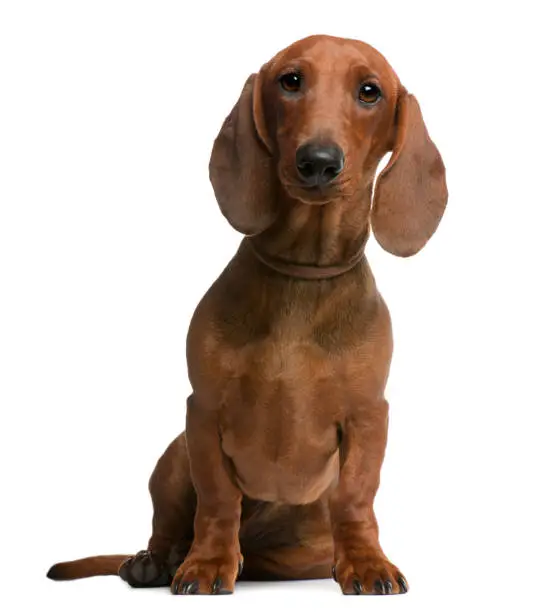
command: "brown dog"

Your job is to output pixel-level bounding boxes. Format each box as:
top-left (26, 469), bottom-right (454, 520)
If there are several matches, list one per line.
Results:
top-left (47, 34), bottom-right (447, 596)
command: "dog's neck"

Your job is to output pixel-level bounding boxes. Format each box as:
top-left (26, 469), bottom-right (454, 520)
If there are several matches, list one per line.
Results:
top-left (248, 184), bottom-right (372, 280)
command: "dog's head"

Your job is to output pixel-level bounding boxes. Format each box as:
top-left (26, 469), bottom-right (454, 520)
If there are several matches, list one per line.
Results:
top-left (209, 35), bottom-right (447, 257)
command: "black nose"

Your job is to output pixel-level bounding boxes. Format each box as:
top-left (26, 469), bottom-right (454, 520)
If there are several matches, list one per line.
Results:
top-left (296, 142), bottom-right (344, 186)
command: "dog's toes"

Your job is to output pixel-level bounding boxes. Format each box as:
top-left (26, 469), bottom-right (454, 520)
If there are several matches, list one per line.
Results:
top-left (334, 555), bottom-right (407, 595)
top-left (119, 550), bottom-right (171, 588)
top-left (171, 553), bottom-right (241, 595)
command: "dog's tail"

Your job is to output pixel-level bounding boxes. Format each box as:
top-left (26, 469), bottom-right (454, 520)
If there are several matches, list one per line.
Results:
top-left (46, 554), bottom-right (131, 581)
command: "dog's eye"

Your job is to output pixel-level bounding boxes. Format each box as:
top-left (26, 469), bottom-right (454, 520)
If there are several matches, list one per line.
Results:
top-left (280, 72), bottom-right (302, 93)
top-left (358, 82), bottom-right (382, 105)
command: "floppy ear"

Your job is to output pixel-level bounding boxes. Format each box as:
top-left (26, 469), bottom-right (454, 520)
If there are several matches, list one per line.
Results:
top-left (371, 91), bottom-right (448, 257)
top-left (209, 73), bottom-right (278, 236)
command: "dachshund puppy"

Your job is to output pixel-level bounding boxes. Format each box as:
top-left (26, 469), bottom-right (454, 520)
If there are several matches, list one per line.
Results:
top-left (47, 34), bottom-right (447, 595)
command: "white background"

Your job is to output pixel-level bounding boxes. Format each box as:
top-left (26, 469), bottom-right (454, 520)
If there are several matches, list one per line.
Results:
top-left (1, 1), bottom-right (540, 610)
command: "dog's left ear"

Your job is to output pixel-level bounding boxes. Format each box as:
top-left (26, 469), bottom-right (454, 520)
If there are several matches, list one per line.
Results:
top-left (371, 90), bottom-right (448, 257)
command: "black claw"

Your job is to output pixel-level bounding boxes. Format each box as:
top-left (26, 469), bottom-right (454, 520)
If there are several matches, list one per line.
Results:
top-left (331, 565), bottom-right (337, 582)
top-left (213, 577), bottom-right (233, 594)
top-left (384, 580), bottom-right (393, 594)
top-left (172, 577), bottom-right (185, 595)
top-left (353, 579), bottom-right (363, 594)
top-left (180, 580), bottom-right (198, 594)
top-left (397, 575), bottom-right (408, 594)
top-left (374, 579), bottom-right (385, 594)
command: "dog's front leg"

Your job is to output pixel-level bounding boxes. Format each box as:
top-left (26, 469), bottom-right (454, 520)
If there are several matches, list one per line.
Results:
top-left (170, 394), bottom-right (242, 595)
top-left (330, 399), bottom-right (408, 596)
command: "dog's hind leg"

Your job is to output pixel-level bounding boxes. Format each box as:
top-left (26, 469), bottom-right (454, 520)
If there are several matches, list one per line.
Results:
top-left (119, 432), bottom-right (196, 587)
top-left (120, 438), bottom-right (335, 588)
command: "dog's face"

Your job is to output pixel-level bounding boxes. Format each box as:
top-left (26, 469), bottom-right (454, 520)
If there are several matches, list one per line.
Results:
top-left (210, 35), bottom-right (447, 257)
top-left (260, 37), bottom-right (399, 205)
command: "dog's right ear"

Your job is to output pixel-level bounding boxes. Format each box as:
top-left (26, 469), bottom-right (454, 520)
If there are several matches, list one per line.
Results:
top-left (209, 73), bottom-right (278, 236)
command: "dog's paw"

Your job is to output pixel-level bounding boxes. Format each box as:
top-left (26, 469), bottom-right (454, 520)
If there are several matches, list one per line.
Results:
top-left (171, 553), bottom-right (243, 595)
top-left (119, 550), bottom-right (171, 588)
top-left (332, 555), bottom-right (408, 595)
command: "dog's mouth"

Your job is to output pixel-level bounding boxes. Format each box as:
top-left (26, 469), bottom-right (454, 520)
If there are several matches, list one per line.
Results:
top-left (280, 173), bottom-right (351, 205)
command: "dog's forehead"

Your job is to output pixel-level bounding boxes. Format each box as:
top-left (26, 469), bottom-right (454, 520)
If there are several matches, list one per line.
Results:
top-left (267, 35), bottom-right (396, 81)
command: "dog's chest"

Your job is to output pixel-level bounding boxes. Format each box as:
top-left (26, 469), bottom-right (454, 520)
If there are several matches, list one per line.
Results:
top-left (218, 337), bottom-right (343, 504)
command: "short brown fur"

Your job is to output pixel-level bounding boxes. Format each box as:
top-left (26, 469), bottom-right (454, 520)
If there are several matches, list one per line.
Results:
top-left (47, 35), bottom-right (447, 596)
